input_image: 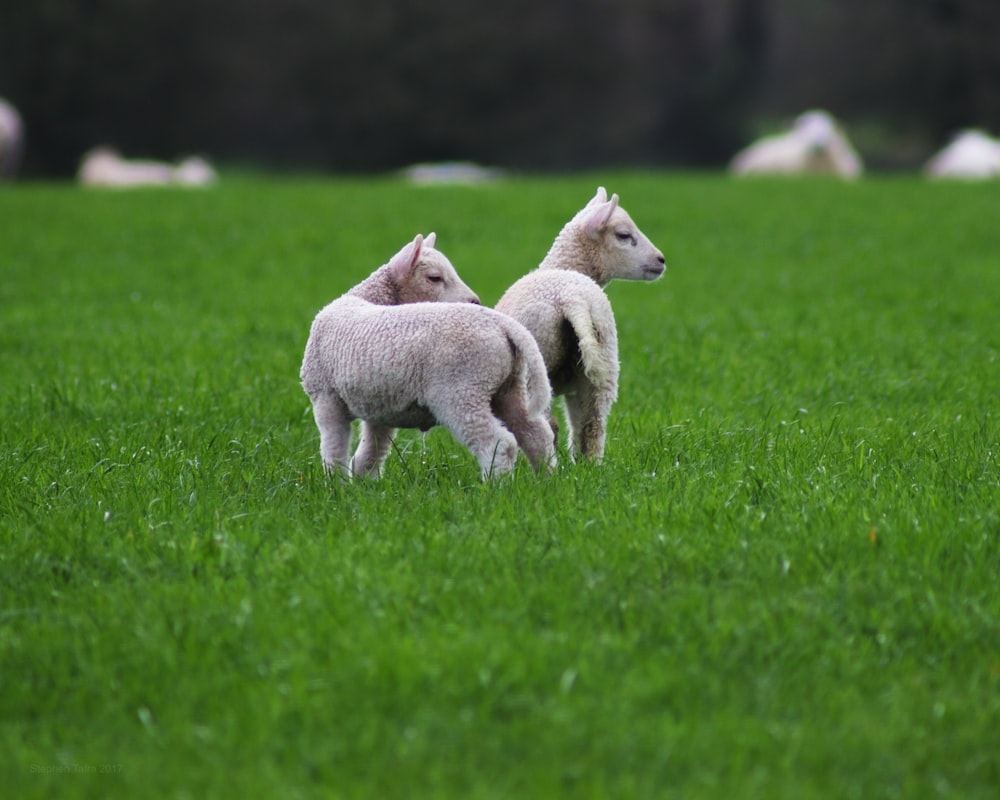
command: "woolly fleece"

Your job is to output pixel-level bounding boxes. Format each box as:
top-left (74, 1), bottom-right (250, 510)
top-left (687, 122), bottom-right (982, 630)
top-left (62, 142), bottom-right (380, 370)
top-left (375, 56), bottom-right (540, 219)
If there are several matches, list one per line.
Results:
top-left (301, 235), bottom-right (553, 479)
top-left (496, 187), bottom-right (665, 461)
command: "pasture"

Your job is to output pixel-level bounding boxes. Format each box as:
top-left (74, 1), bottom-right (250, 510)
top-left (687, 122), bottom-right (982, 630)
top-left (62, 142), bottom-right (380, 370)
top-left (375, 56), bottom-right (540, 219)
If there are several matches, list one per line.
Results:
top-left (1, 173), bottom-right (998, 798)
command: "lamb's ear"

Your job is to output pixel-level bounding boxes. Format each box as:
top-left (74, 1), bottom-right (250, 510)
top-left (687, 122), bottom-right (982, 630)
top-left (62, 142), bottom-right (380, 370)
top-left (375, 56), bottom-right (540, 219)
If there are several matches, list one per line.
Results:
top-left (585, 186), bottom-right (608, 209)
top-left (424, 232), bottom-right (437, 248)
top-left (388, 234), bottom-right (423, 280)
top-left (583, 193), bottom-right (619, 237)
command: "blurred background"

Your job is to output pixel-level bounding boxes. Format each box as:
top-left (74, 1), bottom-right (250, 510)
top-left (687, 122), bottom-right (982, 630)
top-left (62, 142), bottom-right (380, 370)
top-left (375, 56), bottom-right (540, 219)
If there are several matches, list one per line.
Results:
top-left (2, 0), bottom-right (999, 177)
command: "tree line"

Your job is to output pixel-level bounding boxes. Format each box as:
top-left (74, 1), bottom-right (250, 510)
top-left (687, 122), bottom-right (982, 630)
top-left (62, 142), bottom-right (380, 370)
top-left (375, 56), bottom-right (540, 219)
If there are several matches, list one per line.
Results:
top-left (1, 0), bottom-right (998, 176)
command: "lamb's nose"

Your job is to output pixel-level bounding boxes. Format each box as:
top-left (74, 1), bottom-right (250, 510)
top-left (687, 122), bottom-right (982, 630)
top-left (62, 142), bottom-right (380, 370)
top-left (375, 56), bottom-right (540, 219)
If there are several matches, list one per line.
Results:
top-left (657, 254), bottom-right (666, 265)
top-left (469, 296), bottom-right (482, 305)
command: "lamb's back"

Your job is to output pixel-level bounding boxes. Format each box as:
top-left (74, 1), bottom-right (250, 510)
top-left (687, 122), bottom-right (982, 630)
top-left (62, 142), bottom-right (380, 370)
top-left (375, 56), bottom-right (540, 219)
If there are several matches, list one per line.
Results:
top-left (496, 269), bottom-right (609, 372)
top-left (302, 299), bottom-right (517, 417)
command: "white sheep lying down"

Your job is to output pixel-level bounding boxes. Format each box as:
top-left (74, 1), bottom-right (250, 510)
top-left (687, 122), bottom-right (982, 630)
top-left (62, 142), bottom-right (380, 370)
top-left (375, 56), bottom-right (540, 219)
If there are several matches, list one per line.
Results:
top-left (729, 110), bottom-right (863, 179)
top-left (0, 98), bottom-right (24, 179)
top-left (301, 234), bottom-right (555, 479)
top-left (78, 147), bottom-right (217, 187)
top-left (496, 187), bottom-right (665, 462)
top-left (924, 130), bottom-right (1000, 180)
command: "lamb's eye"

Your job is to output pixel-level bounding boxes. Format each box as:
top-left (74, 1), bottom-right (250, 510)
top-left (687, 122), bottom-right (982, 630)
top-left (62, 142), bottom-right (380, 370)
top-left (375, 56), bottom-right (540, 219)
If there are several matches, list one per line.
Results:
top-left (615, 231), bottom-right (633, 243)
top-left (427, 274), bottom-right (444, 283)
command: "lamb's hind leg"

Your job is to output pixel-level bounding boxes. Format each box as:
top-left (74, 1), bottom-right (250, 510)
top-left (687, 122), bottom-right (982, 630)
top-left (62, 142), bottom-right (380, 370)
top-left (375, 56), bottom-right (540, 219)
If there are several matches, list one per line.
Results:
top-left (433, 398), bottom-right (518, 479)
top-left (493, 390), bottom-right (556, 473)
top-left (563, 380), bottom-right (613, 462)
top-left (351, 422), bottom-right (396, 478)
top-left (309, 391), bottom-right (353, 477)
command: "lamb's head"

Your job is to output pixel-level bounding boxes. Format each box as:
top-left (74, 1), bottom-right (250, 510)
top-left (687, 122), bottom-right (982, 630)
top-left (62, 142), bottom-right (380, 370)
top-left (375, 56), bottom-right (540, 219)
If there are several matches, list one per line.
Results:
top-left (388, 232), bottom-right (481, 305)
top-left (793, 110), bottom-right (838, 157)
top-left (546, 187), bottom-right (666, 286)
top-left (174, 156), bottom-right (217, 186)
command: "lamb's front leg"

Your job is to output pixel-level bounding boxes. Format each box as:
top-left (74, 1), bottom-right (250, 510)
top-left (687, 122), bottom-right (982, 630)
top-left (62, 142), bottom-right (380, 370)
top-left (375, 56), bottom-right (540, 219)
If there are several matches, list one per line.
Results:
top-left (309, 391), bottom-right (353, 477)
top-left (351, 422), bottom-right (396, 478)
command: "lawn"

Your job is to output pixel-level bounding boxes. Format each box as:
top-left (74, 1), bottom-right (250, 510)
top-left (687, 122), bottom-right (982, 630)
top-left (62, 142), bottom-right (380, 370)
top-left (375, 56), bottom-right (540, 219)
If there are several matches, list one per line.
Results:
top-left (1, 172), bottom-right (998, 799)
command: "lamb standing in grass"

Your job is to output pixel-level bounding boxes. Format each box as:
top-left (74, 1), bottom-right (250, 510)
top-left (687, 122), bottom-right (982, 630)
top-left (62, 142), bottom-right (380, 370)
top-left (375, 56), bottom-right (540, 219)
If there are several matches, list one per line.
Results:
top-left (301, 233), bottom-right (554, 479)
top-left (495, 187), bottom-right (665, 462)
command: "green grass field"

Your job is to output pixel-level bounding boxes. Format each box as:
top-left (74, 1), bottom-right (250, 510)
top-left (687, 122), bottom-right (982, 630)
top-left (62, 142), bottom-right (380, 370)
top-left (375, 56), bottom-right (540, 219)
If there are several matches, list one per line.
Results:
top-left (2, 173), bottom-right (998, 798)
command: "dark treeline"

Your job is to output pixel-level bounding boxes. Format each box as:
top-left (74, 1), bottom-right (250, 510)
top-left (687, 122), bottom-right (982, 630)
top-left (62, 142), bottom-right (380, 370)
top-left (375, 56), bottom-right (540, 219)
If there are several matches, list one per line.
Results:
top-left (1, 0), bottom-right (998, 175)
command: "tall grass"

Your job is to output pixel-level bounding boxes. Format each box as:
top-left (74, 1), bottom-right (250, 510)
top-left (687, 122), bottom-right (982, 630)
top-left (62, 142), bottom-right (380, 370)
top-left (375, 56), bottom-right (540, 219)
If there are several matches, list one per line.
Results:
top-left (1, 174), bottom-right (998, 799)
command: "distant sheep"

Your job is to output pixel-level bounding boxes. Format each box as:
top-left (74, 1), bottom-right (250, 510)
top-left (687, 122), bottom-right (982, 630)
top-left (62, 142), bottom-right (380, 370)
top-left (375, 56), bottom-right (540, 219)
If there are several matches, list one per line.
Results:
top-left (401, 161), bottom-right (505, 186)
top-left (730, 110), bottom-right (863, 179)
top-left (924, 130), bottom-right (1000, 180)
top-left (0, 98), bottom-right (24, 179)
top-left (78, 147), bottom-right (217, 187)
top-left (301, 234), bottom-right (554, 479)
top-left (495, 187), bottom-right (665, 462)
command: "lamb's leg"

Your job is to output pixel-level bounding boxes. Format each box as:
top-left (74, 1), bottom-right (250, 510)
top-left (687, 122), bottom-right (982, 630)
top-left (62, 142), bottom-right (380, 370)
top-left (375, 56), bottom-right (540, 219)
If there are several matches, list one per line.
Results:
top-left (558, 395), bottom-right (579, 461)
top-left (433, 399), bottom-right (519, 479)
top-left (493, 391), bottom-right (556, 473)
top-left (547, 407), bottom-right (561, 453)
top-left (473, 425), bottom-right (519, 478)
top-left (563, 381), bottom-right (612, 463)
top-left (309, 392), bottom-right (353, 477)
top-left (351, 422), bottom-right (396, 478)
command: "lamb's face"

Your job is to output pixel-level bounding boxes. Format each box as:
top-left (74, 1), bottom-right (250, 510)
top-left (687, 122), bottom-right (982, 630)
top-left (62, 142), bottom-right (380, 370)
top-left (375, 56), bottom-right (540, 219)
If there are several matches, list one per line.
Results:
top-left (387, 233), bottom-right (481, 305)
top-left (399, 248), bottom-right (482, 305)
top-left (599, 207), bottom-right (666, 282)
top-left (794, 111), bottom-right (838, 157)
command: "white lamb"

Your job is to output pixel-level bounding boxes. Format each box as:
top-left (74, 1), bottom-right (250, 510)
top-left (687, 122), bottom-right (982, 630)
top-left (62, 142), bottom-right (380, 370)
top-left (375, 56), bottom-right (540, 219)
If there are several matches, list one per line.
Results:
top-left (301, 233), bottom-right (555, 479)
top-left (0, 98), bottom-right (24, 179)
top-left (730, 110), bottom-right (863, 179)
top-left (78, 147), bottom-right (217, 187)
top-left (495, 187), bottom-right (665, 462)
top-left (924, 130), bottom-right (1000, 180)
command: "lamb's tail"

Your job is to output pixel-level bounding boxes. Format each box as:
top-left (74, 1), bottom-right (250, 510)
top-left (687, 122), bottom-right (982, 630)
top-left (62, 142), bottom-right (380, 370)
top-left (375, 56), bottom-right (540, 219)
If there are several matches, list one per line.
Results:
top-left (563, 294), bottom-right (619, 397)
top-left (504, 325), bottom-right (552, 417)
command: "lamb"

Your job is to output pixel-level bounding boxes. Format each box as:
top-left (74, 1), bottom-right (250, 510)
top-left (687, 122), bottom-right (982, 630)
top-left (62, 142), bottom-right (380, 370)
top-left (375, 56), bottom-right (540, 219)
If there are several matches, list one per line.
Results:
top-left (495, 187), bottom-right (665, 462)
top-left (924, 130), bottom-right (1000, 180)
top-left (0, 98), bottom-right (24, 179)
top-left (301, 233), bottom-right (555, 479)
top-left (78, 147), bottom-right (218, 187)
top-left (729, 110), bottom-right (863, 179)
